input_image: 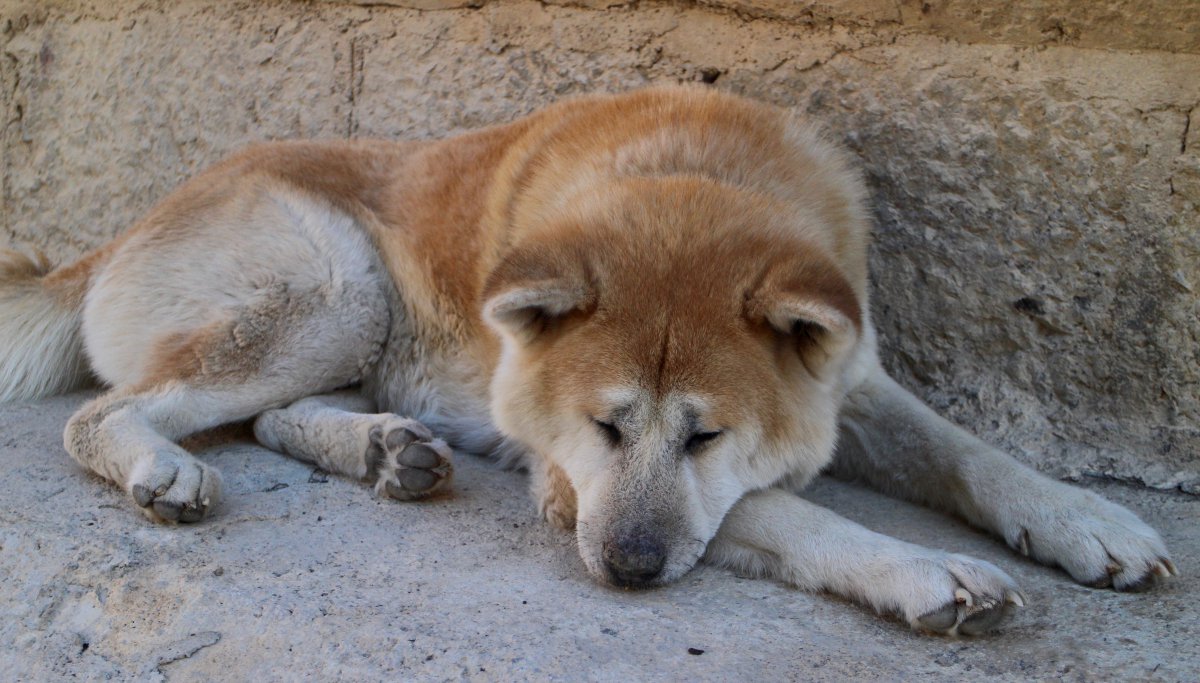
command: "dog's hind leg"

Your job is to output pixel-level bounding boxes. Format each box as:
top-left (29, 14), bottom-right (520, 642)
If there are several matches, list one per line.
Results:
top-left (828, 362), bottom-right (1176, 591)
top-left (253, 391), bottom-right (452, 501)
top-left (65, 275), bottom-right (391, 523)
top-left (61, 179), bottom-right (407, 522)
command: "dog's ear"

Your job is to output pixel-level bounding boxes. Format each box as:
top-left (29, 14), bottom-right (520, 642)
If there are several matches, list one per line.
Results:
top-left (482, 246), bottom-right (594, 343)
top-left (483, 279), bottom-right (592, 342)
top-left (745, 255), bottom-right (861, 378)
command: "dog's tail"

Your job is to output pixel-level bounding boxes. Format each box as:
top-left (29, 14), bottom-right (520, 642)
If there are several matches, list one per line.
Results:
top-left (0, 248), bottom-right (98, 403)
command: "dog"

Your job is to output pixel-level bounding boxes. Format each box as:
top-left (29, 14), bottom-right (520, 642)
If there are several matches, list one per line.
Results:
top-left (0, 86), bottom-right (1175, 634)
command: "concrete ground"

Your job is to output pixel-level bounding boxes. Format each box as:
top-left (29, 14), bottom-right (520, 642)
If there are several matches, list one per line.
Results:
top-left (1, 393), bottom-right (1195, 682)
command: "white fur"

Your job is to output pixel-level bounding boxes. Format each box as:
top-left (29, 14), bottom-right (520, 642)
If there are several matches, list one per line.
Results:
top-left (706, 488), bottom-right (1023, 635)
top-left (0, 252), bottom-right (91, 402)
top-left (83, 186), bottom-right (379, 387)
top-left (830, 362), bottom-right (1176, 591)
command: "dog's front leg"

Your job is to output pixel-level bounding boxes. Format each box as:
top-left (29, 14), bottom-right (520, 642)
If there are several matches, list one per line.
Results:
top-left (253, 391), bottom-right (453, 501)
top-left (705, 488), bottom-right (1023, 634)
top-left (831, 365), bottom-right (1176, 590)
top-left (530, 457), bottom-right (578, 530)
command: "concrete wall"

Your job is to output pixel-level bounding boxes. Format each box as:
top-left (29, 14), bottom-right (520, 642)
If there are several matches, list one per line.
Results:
top-left (2, 0), bottom-right (1197, 491)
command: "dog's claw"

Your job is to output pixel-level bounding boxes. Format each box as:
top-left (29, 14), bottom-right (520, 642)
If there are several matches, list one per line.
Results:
top-left (953, 588), bottom-right (972, 606)
top-left (1087, 557), bottom-right (1177, 592)
top-left (1016, 528), bottom-right (1030, 556)
top-left (1004, 589), bottom-right (1025, 608)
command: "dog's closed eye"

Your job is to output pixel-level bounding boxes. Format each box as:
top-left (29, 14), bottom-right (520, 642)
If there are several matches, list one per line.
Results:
top-left (684, 430), bottom-right (723, 454)
top-left (591, 418), bottom-right (622, 447)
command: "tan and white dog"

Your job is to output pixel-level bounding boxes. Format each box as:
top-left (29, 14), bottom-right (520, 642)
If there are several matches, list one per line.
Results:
top-left (0, 86), bottom-right (1175, 634)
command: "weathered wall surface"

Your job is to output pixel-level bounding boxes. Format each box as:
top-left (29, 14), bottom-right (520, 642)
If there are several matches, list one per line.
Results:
top-left (2, 0), bottom-right (1197, 491)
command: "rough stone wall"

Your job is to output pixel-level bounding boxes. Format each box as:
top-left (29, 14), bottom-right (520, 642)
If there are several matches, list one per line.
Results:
top-left (2, 0), bottom-right (1197, 491)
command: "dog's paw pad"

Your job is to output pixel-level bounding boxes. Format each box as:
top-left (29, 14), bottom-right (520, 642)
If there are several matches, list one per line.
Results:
top-left (958, 597), bottom-right (1016, 636)
top-left (396, 442), bottom-right (443, 469)
top-left (916, 603), bottom-right (959, 632)
top-left (369, 421), bottom-right (452, 501)
top-left (129, 451), bottom-right (222, 523)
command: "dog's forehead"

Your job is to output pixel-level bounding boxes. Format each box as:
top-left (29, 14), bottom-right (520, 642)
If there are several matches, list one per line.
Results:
top-left (599, 386), bottom-right (713, 423)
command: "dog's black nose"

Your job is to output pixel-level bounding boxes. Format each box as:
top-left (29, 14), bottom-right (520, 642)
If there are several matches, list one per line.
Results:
top-left (602, 532), bottom-right (666, 587)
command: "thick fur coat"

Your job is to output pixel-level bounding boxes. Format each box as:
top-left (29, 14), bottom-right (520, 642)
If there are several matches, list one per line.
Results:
top-left (0, 87), bottom-right (1174, 634)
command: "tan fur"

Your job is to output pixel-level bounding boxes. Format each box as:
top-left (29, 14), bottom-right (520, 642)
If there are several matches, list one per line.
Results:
top-left (1, 86), bottom-right (1174, 634)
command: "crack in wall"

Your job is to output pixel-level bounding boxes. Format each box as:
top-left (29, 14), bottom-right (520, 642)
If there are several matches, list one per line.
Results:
top-left (1182, 105), bottom-right (1193, 154)
top-left (346, 36), bottom-right (362, 138)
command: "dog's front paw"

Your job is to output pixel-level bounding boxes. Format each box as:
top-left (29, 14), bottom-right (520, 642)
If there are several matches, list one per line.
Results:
top-left (129, 450), bottom-right (222, 523)
top-left (998, 483), bottom-right (1176, 591)
top-left (367, 419), bottom-right (453, 501)
top-left (881, 552), bottom-right (1025, 636)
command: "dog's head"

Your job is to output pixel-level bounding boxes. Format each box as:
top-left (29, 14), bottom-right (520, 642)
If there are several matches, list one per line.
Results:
top-left (482, 178), bottom-right (863, 587)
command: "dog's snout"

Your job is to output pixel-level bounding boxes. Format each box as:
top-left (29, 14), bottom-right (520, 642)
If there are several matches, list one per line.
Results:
top-left (602, 531), bottom-right (666, 587)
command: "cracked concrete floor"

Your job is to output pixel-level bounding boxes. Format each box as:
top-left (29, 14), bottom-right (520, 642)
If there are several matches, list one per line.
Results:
top-left (1, 393), bottom-right (1196, 681)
